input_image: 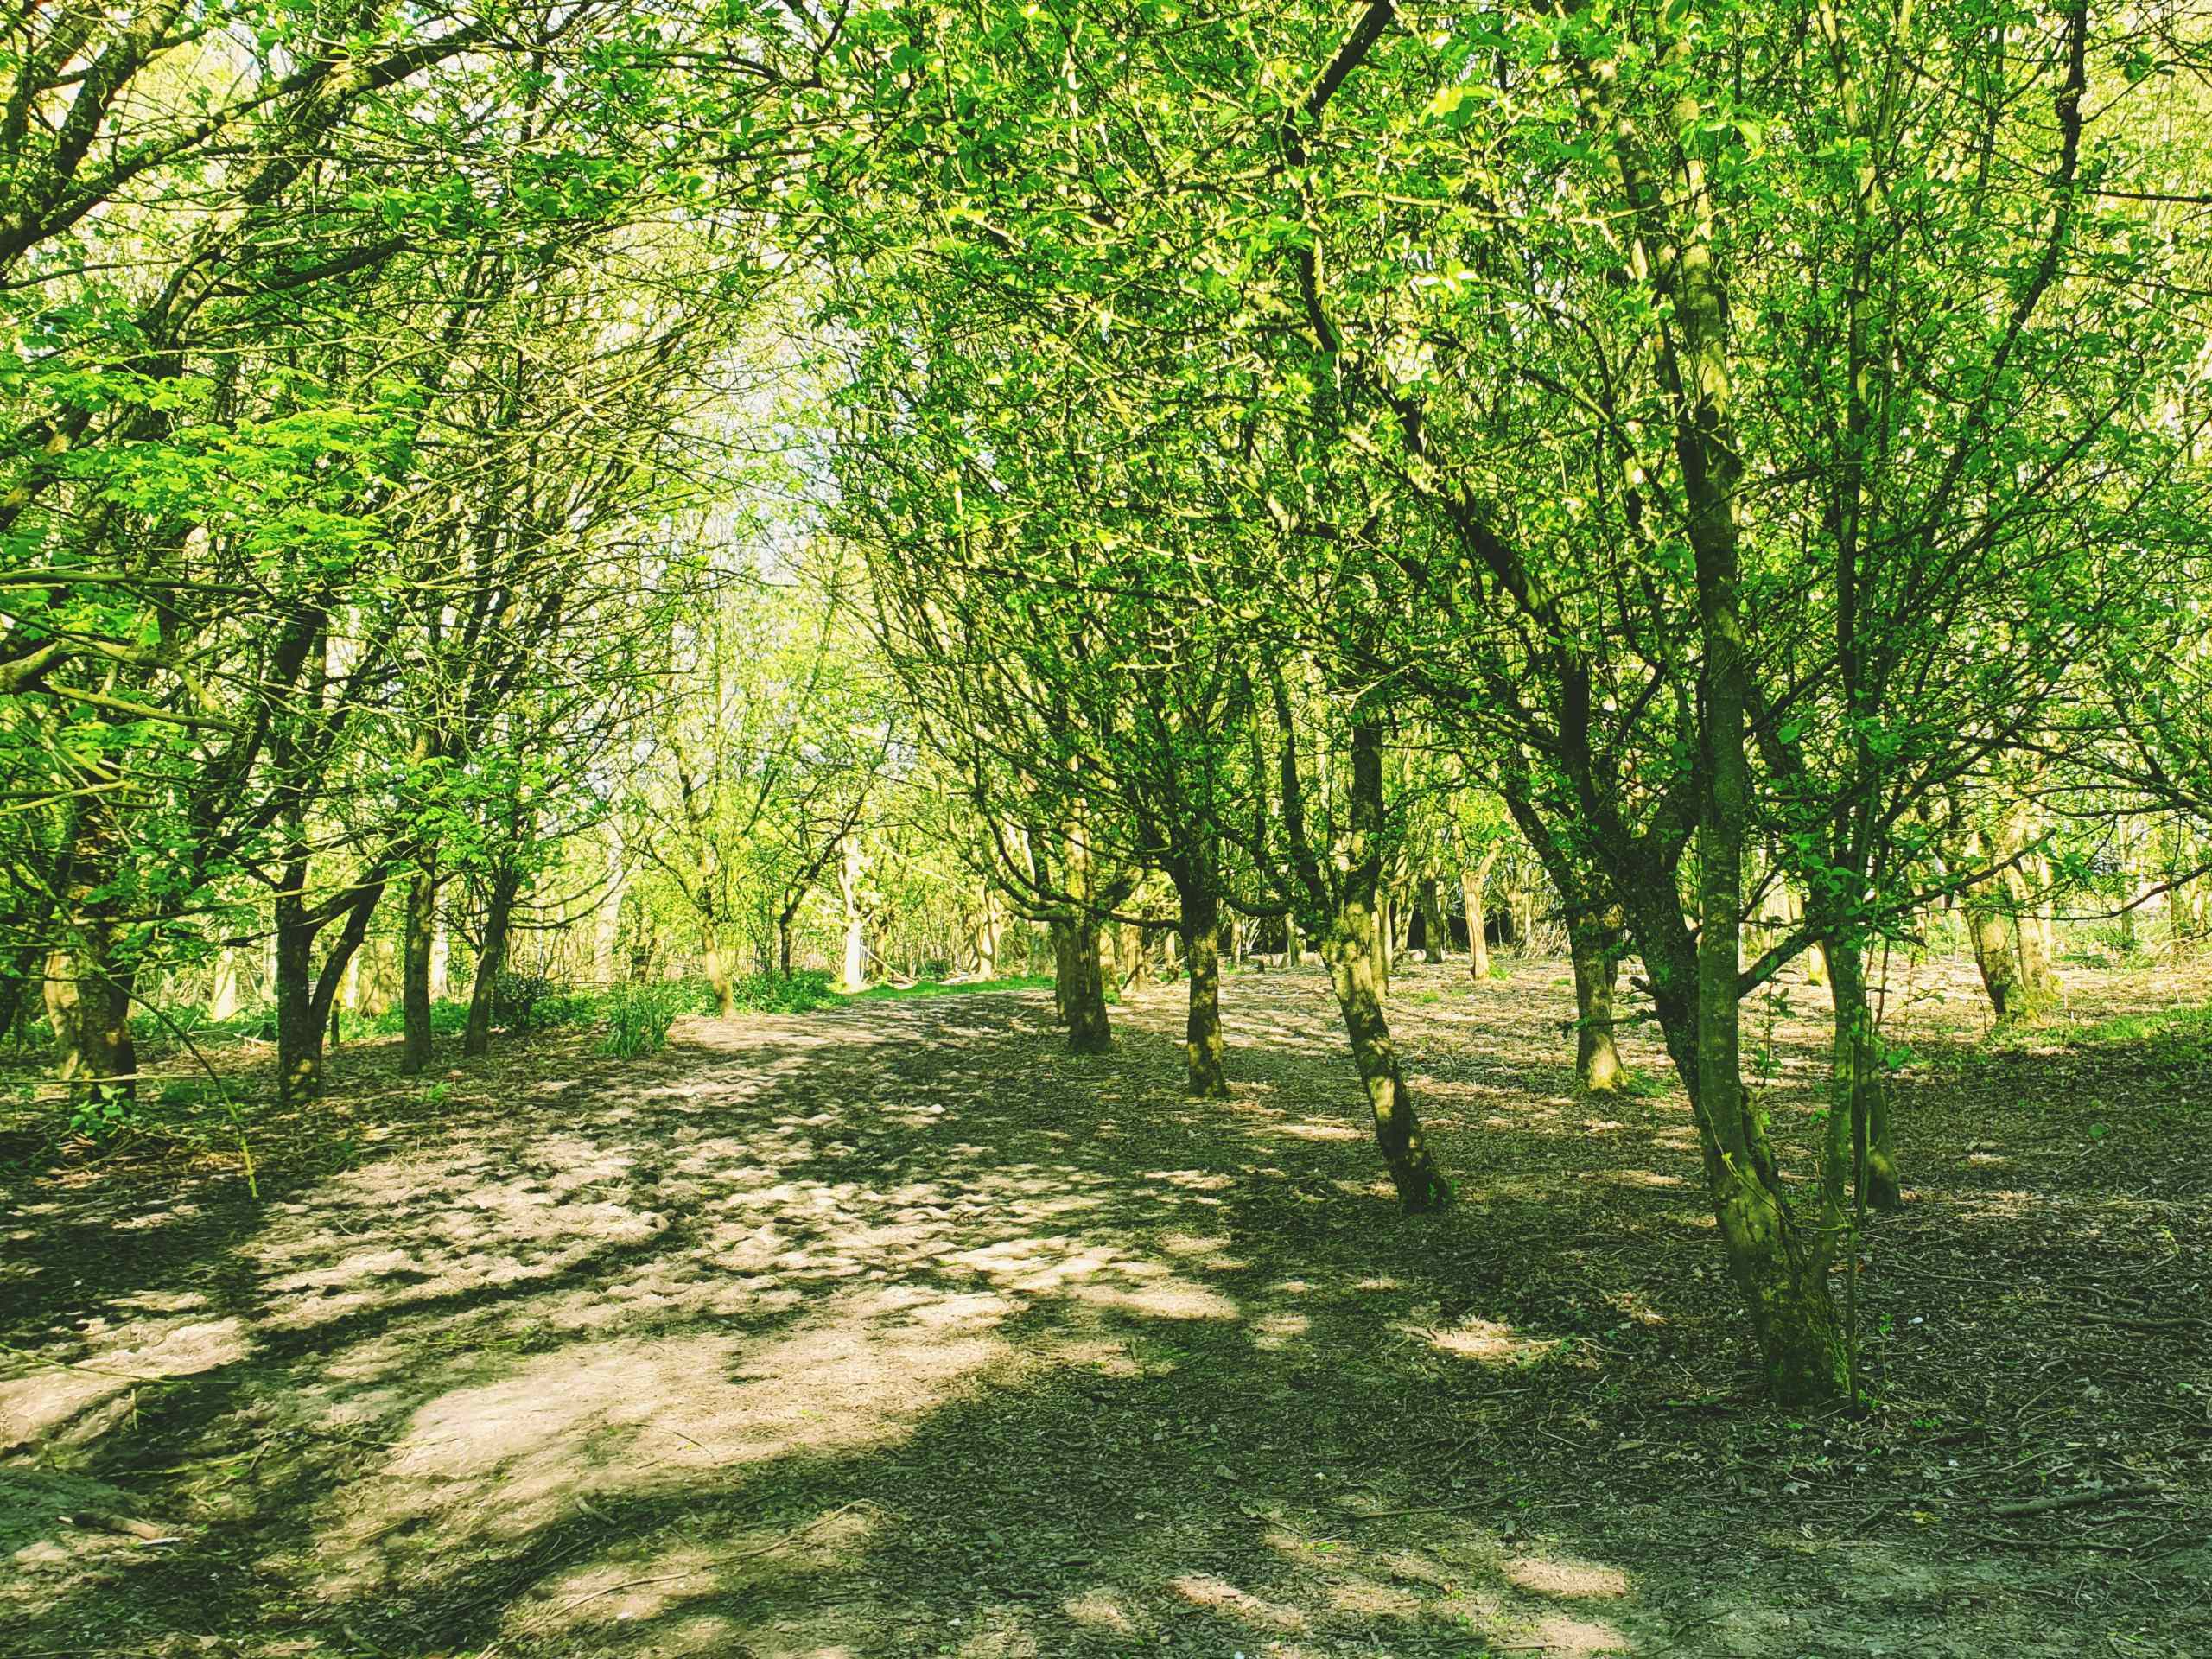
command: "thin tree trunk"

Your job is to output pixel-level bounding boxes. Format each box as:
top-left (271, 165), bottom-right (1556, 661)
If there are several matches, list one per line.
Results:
top-left (1826, 938), bottom-right (1902, 1211)
top-left (274, 842), bottom-right (321, 1101)
top-left (401, 864), bottom-right (435, 1074)
top-left (1322, 910), bottom-right (1451, 1211)
top-left (838, 834), bottom-right (868, 993)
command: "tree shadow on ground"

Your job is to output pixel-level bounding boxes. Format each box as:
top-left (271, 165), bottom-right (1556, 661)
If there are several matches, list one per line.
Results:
top-left (3, 957), bottom-right (2207, 1657)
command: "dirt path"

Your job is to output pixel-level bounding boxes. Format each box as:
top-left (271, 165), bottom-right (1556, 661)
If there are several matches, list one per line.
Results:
top-left (3, 957), bottom-right (2207, 1657)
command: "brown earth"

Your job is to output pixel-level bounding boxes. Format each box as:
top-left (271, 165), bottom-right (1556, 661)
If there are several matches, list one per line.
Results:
top-left (2, 951), bottom-right (2208, 1658)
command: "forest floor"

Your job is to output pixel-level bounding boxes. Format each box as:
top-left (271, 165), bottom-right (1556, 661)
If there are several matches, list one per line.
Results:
top-left (2, 950), bottom-right (2209, 1659)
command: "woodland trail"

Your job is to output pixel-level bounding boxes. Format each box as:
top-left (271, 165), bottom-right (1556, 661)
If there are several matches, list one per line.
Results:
top-left (3, 957), bottom-right (2207, 1658)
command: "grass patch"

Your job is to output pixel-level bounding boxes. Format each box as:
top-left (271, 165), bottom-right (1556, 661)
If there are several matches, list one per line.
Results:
top-left (849, 973), bottom-right (1056, 1001)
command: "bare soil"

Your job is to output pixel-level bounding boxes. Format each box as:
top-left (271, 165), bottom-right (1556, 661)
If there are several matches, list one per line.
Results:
top-left (2, 952), bottom-right (2208, 1658)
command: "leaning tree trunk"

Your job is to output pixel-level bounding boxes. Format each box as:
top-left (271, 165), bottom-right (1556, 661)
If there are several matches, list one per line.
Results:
top-left (401, 864), bottom-right (436, 1075)
top-left (702, 920), bottom-right (737, 1017)
top-left (1178, 887), bottom-right (1229, 1098)
top-left (463, 874), bottom-right (518, 1058)
top-left (1322, 902), bottom-right (1452, 1211)
top-left (1325, 718), bottom-right (1451, 1211)
top-left (1567, 912), bottom-right (1624, 1092)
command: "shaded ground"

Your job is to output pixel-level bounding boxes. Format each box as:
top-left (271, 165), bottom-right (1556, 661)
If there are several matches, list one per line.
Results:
top-left (3, 952), bottom-right (2208, 1658)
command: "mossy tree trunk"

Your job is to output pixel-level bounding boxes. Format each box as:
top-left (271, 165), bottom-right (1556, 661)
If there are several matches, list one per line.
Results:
top-left (1826, 938), bottom-right (1902, 1211)
top-left (1177, 886), bottom-right (1229, 1098)
top-left (1567, 912), bottom-right (1624, 1092)
top-left (1462, 848), bottom-right (1497, 979)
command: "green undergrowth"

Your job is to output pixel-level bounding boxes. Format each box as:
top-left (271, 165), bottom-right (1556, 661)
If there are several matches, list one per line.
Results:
top-left (2060, 1001), bottom-right (2212, 1071)
top-left (848, 972), bottom-right (1056, 1001)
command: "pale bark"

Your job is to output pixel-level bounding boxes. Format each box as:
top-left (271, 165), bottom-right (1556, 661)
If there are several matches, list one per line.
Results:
top-left (1461, 849), bottom-right (1497, 979)
top-left (838, 834), bottom-right (868, 993)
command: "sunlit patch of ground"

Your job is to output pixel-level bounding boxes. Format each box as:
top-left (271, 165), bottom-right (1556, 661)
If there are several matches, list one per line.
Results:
top-left (1, 953), bottom-right (2206, 1657)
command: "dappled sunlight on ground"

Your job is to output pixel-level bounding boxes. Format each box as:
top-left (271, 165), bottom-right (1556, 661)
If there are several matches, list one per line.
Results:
top-left (2, 955), bottom-right (2206, 1656)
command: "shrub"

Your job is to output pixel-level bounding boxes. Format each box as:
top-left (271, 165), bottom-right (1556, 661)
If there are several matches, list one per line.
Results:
top-left (599, 981), bottom-right (687, 1058)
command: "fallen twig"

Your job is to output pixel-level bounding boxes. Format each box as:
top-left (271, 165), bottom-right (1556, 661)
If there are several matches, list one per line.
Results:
top-left (1990, 1481), bottom-right (2170, 1517)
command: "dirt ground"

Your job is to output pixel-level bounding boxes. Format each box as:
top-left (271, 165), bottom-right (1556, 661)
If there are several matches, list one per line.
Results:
top-left (2, 951), bottom-right (2208, 1659)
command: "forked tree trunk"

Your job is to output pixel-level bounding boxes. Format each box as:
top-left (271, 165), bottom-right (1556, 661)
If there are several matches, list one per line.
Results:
top-left (1567, 915), bottom-right (1624, 1092)
top-left (401, 865), bottom-right (436, 1074)
top-left (1826, 938), bottom-right (1902, 1211)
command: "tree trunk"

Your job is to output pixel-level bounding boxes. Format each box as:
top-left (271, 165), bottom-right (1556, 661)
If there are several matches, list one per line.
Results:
top-left (44, 940), bottom-right (137, 1107)
top-left (207, 948), bottom-right (243, 1021)
top-left (838, 833), bottom-right (868, 993)
top-left (1179, 889), bottom-right (1229, 1098)
top-left (429, 915), bottom-right (450, 1000)
top-left (1415, 874), bottom-right (1446, 963)
top-left (974, 884), bottom-right (1003, 977)
top-left (1050, 918), bottom-right (1074, 1023)
top-left (1964, 831), bottom-right (2025, 1027)
top-left (702, 921), bottom-right (736, 1016)
top-left (401, 865), bottom-right (435, 1074)
top-left (594, 828), bottom-right (626, 985)
top-left (1063, 917), bottom-right (1110, 1053)
top-left (1322, 912), bottom-right (1452, 1211)
top-left (1462, 850), bottom-right (1497, 980)
top-left (1568, 914), bottom-right (1624, 1091)
top-left (1826, 938), bottom-right (1902, 1211)
top-left (1327, 717), bottom-right (1450, 1211)
top-left (274, 848), bottom-right (321, 1101)
top-left (463, 875), bottom-right (518, 1058)
top-left (1686, 452), bottom-right (1849, 1403)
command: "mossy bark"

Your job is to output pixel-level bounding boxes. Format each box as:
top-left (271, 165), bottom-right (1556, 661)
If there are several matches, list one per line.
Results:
top-left (1827, 938), bottom-right (1902, 1211)
top-left (1063, 916), bottom-right (1111, 1054)
top-left (1179, 891), bottom-right (1229, 1098)
top-left (1322, 916), bottom-right (1452, 1211)
top-left (1568, 916), bottom-right (1624, 1092)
